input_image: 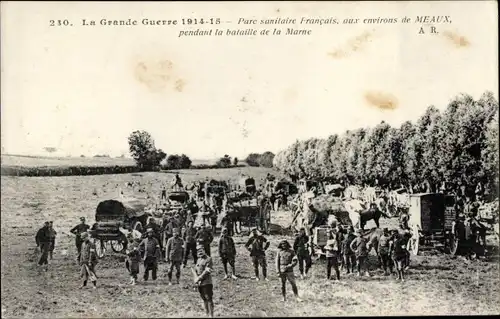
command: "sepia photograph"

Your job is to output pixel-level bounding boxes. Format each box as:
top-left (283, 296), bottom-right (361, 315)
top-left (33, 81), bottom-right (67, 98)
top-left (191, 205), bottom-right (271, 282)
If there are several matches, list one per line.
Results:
top-left (1, 1), bottom-right (499, 317)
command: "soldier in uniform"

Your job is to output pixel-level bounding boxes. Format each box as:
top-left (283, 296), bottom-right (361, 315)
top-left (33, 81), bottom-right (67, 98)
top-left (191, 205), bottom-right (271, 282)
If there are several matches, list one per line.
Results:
top-left (70, 217), bottom-right (90, 262)
top-left (138, 228), bottom-right (161, 281)
top-left (293, 227), bottom-right (312, 279)
top-left (193, 241), bottom-right (215, 317)
top-left (276, 239), bottom-right (301, 302)
top-left (166, 228), bottom-right (185, 285)
top-left (245, 228), bottom-right (270, 281)
top-left (35, 221), bottom-right (51, 271)
top-left (378, 228), bottom-right (393, 275)
top-left (79, 232), bottom-right (98, 289)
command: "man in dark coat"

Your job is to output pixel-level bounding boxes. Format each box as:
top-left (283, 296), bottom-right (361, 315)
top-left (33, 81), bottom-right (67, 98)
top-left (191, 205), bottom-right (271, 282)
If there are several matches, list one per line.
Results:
top-left (293, 227), bottom-right (312, 279)
top-left (70, 217), bottom-right (90, 262)
top-left (35, 221), bottom-right (51, 270)
top-left (245, 228), bottom-right (270, 281)
top-left (138, 228), bottom-right (161, 281)
top-left (183, 221), bottom-right (198, 267)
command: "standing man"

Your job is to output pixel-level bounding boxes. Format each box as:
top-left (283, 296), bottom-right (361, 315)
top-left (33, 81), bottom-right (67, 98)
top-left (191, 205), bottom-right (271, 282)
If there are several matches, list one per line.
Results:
top-left (48, 221), bottom-right (57, 260)
top-left (221, 212), bottom-right (235, 236)
top-left (70, 217), bottom-right (91, 262)
top-left (79, 232), bottom-right (98, 289)
top-left (193, 241), bottom-right (215, 318)
top-left (125, 238), bottom-right (142, 285)
top-left (275, 240), bottom-right (301, 302)
top-left (161, 183), bottom-right (167, 201)
top-left (209, 209), bottom-right (218, 235)
top-left (245, 227), bottom-right (270, 281)
top-left (350, 229), bottom-right (370, 277)
top-left (35, 221), bottom-right (51, 271)
top-left (378, 228), bottom-right (393, 275)
top-left (389, 230), bottom-right (408, 281)
top-left (183, 221), bottom-right (198, 268)
top-left (196, 226), bottom-right (214, 257)
top-left (165, 228), bottom-right (184, 285)
top-left (218, 227), bottom-right (237, 280)
top-left (341, 226), bottom-right (356, 274)
top-left (139, 228), bottom-right (161, 281)
top-left (145, 218), bottom-right (162, 253)
top-left (324, 229), bottom-right (341, 281)
top-left (293, 227), bottom-right (311, 279)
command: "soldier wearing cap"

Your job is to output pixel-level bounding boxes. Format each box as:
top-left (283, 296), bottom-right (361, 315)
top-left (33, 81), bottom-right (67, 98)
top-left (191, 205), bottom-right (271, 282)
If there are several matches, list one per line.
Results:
top-left (378, 228), bottom-right (393, 275)
top-left (245, 227), bottom-right (270, 281)
top-left (138, 228), bottom-right (161, 281)
top-left (293, 227), bottom-right (312, 279)
top-left (349, 229), bottom-right (370, 277)
top-left (166, 228), bottom-right (184, 285)
top-left (194, 241), bottom-right (214, 317)
top-left (70, 217), bottom-right (91, 262)
top-left (79, 231), bottom-right (98, 289)
top-left (218, 227), bottom-right (237, 280)
top-left (276, 239), bottom-right (301, 302)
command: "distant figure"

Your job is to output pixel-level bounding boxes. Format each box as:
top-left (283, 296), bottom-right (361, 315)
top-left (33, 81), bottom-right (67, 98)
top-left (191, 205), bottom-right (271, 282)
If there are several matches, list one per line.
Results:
top-left (79, 232), bottom-right (98, 289)
top-left (161, 184), bottom-right (167, 200)
top-left (70, 217), bottom-right (90, 262)
top-left (35, 221), bottom-right (51, 271)
top-left (324, 229), bottom-right (341, 281)
top-left (172, 173), bottom-right (183, 190)
top-left (48, 221), bottom-right (57, 260)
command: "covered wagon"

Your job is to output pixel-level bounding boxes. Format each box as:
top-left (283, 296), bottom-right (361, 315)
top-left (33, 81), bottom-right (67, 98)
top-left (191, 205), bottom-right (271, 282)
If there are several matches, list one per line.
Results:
top-left (92, 197), bottom-right (150, 258)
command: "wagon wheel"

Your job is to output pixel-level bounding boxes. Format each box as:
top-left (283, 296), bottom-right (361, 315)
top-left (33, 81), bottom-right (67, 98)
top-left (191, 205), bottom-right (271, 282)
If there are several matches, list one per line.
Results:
top-left (407, 225), bottom-right (420, 256)
top-left (133, 221), bottom-right (143, 234)
top-left (111, 240), bottom-right (125, 253)
top-left (95, 239), bottom-right (106, 258)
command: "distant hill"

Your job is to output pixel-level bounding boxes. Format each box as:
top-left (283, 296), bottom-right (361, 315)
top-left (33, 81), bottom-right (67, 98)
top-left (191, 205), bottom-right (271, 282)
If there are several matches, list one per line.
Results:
top-left (0, 154), bottom-right (216, 168)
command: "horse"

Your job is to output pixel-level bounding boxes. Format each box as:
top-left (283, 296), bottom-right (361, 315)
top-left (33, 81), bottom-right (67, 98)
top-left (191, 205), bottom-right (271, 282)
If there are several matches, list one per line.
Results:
top-left (359, 203), bottom-right (391, 229)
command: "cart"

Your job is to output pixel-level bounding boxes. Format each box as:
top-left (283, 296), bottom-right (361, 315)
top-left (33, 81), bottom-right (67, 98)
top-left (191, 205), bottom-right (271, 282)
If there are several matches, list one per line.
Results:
top-left (406, 193), bottom-right (456, 256)
top-left (92, 197), bottom-right (150, 258)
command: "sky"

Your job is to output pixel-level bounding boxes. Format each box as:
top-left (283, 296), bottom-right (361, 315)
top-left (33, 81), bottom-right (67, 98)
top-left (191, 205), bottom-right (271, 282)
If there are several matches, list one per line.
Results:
top-left (1, 1), bottom-right (498, 159)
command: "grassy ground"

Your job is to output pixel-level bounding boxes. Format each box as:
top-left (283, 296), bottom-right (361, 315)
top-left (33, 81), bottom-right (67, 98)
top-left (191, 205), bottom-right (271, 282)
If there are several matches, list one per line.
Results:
top-left (1, 168), bottom-right (499, 318)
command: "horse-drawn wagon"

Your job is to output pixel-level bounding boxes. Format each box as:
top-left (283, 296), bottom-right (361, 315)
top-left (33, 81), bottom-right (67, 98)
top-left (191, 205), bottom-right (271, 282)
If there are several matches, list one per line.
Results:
top-left (406, 193), bottom-right (457, 256)
top-left (92, 197), bottom-right (150, 258)
top-left (225, 177), bottom-right (273, 234)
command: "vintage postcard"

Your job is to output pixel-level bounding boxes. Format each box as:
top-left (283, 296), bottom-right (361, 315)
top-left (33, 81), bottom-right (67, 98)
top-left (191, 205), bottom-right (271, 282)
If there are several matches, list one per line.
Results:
top-left (1, 1), bottom-right (498, 318)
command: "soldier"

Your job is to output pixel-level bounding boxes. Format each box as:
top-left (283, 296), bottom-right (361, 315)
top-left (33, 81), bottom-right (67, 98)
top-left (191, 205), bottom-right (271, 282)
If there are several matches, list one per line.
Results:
top-left (193, 242), bottom-right (215, 317)
top-left (378, 228), bottom-right (393, 275)
top-left (70, 217), bottom-right (90, 262)
top-left (389, 230), bottom-right (408, 281)
top-left (183, 220), bottom-right (198, 267)
top-left (341, 226), bottom-right (356, 274)
top-left (245, 227), bottom-right (270, 281)
top-left (48, 221), bottom-right (57, 260)
top-left (161, 183), bottom-right (167, 200)
top-left (293, 227), bottom-right (311, 279)
top-left (139, 228), bottom-right (161, 281)
top-left (35, 221), bottom-right (51, 271)
top-left (196, 225), bottom-right (214, 257)
top-left (218, 227), bottom-right (237, 280)
top-left (125, 238), bottom-right (142, 285)
top-left (275, 240), bottom-right (302, 302)
top-left (166, 228), bottom-right (184, 285)
top-left (209, 209), bottom-right (218, 235)
top-left (79, 232), bottom-right (98, 289)
top-left (350, 229), bottom-right (370, 277)
top-left (220, 213), bottom-right (234, 237)
top-left (324, 229), bottom-right (341, 281)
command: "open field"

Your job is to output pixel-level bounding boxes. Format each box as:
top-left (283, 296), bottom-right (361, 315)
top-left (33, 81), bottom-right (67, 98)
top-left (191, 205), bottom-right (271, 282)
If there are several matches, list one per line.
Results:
top-left (1, 154), bottom-right (216, 168)
top-left (1, 167), bottom-right (499, 318)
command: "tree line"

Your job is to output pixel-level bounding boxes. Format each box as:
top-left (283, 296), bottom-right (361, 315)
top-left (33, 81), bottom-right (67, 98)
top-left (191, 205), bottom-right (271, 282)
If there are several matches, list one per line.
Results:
top-left (273, 92), bottom-right (499, 200)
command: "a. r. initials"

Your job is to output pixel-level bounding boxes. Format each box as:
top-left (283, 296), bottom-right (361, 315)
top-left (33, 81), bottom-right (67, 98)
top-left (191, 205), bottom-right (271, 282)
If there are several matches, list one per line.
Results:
top-left (418, 25), bottom-right (438, 34)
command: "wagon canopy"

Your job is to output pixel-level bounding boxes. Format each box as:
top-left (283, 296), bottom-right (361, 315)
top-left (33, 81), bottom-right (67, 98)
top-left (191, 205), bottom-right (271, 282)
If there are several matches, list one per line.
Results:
top-left (95, 197), bottom-right (148, 221)
top-left (168, 191), bottom-right (190, 203)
